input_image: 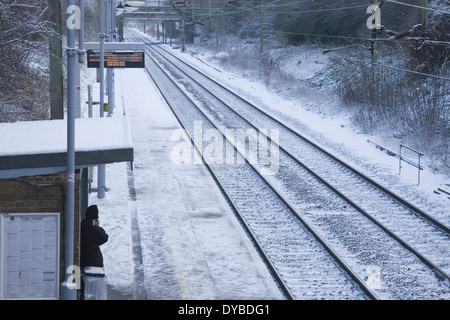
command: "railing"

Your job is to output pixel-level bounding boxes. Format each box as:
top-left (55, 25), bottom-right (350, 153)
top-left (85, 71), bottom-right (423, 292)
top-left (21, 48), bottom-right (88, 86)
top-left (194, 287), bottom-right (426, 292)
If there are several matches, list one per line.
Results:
top-left (398, 142), bottom-right (424, 185)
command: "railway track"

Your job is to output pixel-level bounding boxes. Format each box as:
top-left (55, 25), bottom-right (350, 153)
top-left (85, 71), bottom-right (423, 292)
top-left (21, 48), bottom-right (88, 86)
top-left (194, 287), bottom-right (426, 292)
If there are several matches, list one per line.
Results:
top-left (126, 29), bottom-right (450, 299)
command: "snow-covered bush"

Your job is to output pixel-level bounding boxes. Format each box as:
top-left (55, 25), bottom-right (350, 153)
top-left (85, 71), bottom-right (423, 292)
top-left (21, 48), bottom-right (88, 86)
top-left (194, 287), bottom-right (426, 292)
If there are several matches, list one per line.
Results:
top-left (0, 0), bottom-right (55, 122)
top-left (0, 0), bottom-right (98, 123)
top-left (328, 48), bottom-right (449, 170)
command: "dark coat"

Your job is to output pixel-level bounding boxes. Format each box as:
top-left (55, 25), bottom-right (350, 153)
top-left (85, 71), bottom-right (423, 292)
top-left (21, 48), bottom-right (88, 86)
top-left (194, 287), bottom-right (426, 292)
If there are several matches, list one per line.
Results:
top-left (80, 219), bottom-right (109, 269)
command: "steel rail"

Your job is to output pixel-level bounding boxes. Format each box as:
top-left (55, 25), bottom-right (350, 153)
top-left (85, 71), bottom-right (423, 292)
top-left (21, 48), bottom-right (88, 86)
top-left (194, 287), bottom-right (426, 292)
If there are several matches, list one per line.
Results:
top-left (140, 50), bottom-right (296, 301)
top-left (132, 32), bottom-right (450, 283)
top-left (146, 36), bottom-right (450, 237)
top-left (135, 35), bottom-right (378, 300)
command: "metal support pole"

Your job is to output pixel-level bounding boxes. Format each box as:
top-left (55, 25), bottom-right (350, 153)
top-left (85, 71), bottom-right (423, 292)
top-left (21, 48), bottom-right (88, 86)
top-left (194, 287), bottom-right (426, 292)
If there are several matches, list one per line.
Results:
top-left (216, 11), bottom-right (219, 46)
top-left (88, 84), bottom-right (93, 118)
top-left (260, 0), bottom-right (263, 53)
top-left (370, 39), bottom-right (375, 64)
top-left (157, 21), bottom-right (160, 40)
top-left (170, 18), bottom-right (172, 46)
top-left (370, 0), bottom-right (377, 64)
top-left (112, 1), bottom-right (116, 114)
top-left (191, 0), bottom-right (195, 34)
top-left (81, 168), bottom-right (89, 220)
top-left (107, 0), bottom-right (115, 117)
top-left (106, 0), bottom-right (112, 117)
top-left (98, 0), bottom-right (106, 199)
top-left (169, 2), bottom-right (172, 46)
top-left (209, 0), bottom-right (211, 27)
top-left (422, 0), bottom-right (428, 27)
top-left (422, 0), bottom-right (428, 36)
top-left (182, 16), bottom-right (186, 52)
top-left (418, 153), bottom-right (422, 186)
top-left (74, 0), bottom-right (84, 119)
top-left (79, 0), bottom-right (86, 64)
top-left (99, 0), bottom-right (105, 119)
top-left (61, 0), bottom-right (78, 300)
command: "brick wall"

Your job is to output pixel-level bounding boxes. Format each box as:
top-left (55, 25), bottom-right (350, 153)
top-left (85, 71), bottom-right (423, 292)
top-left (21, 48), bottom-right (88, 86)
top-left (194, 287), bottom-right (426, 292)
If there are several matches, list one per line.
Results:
top-left (0, 171), bottom-right (81, 298)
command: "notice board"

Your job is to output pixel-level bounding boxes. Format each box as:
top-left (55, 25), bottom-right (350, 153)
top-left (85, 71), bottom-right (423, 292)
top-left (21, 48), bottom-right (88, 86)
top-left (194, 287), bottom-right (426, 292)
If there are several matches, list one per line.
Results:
top-left (0, 213), bottom-right (60, 300)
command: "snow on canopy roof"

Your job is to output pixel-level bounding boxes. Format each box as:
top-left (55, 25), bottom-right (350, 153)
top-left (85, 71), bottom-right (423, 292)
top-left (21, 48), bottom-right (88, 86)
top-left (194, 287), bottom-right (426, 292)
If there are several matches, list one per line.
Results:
top-left (0, 117), bottom-right (134, 173)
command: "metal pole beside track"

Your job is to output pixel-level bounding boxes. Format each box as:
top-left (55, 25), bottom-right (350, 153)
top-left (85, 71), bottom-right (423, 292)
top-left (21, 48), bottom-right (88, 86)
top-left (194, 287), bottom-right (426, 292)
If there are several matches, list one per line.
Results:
top-left (98, 0), bottom-right (107, 199)
top-left (61, 0), bottom-right (78, 300)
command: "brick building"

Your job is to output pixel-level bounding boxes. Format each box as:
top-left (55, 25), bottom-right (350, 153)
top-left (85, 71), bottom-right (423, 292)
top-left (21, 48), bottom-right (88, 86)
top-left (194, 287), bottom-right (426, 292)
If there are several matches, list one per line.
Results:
top-left (0, 117), bottom-right (133, 299)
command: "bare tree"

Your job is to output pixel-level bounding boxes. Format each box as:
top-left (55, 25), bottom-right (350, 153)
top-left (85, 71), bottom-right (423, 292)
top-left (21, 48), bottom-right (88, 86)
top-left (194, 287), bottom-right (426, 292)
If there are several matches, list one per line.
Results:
top-left (0, 0), bottom-right (57, 122)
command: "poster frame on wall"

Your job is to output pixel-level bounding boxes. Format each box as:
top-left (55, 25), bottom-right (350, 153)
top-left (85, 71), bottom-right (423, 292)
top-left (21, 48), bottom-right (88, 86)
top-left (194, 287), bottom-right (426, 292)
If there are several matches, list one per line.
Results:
top-left (0, 212), bottom-right (60, 300)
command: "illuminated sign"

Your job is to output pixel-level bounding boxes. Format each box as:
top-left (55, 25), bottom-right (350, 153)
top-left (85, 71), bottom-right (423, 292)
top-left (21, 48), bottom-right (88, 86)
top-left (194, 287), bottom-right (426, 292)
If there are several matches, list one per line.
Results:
top-left (87, 51), bottom-right (145, 68)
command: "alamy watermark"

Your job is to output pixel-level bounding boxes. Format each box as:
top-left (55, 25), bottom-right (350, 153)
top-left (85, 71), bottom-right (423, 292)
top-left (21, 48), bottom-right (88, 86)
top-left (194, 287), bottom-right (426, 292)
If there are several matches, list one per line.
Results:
top-left (67, 5), bottom-right (81, 30)
top-left (171, 121), bottom-right (280, 176)
top-left (366, 4), bottom-right (382, 30)
top-left (63, 265), bottom-right (81, 290)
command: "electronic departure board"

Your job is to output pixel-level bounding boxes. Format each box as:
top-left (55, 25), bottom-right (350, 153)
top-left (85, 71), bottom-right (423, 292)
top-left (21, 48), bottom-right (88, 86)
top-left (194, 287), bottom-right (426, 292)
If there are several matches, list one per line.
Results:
top-left (87, 51), bottom-right (145, 68)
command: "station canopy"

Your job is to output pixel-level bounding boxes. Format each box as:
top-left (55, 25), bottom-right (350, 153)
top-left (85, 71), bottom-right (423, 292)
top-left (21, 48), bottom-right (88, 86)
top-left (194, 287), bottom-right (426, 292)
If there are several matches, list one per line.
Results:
top-left (0, 117), bottom-right (134, 179)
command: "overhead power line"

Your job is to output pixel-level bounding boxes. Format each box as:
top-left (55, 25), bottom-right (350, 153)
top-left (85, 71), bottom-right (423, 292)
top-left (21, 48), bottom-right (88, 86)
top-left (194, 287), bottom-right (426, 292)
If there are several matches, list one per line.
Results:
top-left (192, 1), bottom-right (370, 17)
top-left (387, 1), bottom-right (450, 15)
top-left (342, 57), bottom-right (450, 81)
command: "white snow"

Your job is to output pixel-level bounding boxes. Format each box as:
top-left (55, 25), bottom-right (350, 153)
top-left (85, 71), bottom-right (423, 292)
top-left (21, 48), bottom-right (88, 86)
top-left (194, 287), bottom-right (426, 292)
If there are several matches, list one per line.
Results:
top-left (78, 32), bottom-right (449, 299)
top-left (164, 37), bottom-right (450, 226)
top-left (85, 67), bottom-right (283, 299)
top-left (0, 117), bottom-right (132, 157)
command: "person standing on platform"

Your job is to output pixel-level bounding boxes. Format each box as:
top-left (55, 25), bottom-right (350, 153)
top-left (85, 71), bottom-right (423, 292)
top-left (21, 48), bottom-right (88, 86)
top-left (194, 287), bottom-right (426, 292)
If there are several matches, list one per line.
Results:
top-left (80, 205), bottom-right (109, 300)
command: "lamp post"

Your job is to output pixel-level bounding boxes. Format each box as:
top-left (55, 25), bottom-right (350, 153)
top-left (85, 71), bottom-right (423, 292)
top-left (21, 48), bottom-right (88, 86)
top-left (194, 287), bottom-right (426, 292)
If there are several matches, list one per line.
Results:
top-left (61, 0), bottom-right (78, 300)
top-left (107, 0), bottom-right (115, 117)
top-left (98, 0), bottom-right (107, 199)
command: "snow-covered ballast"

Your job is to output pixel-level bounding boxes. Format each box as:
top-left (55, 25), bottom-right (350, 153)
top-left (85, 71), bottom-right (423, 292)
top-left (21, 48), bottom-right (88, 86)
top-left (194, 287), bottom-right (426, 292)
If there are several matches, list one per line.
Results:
top-left (0, 117), bottom-right (134, 179)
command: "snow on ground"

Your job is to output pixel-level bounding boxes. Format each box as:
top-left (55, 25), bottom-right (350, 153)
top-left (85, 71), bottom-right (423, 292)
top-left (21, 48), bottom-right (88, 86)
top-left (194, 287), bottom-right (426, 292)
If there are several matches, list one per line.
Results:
top-left (160, 36), bottom-right (450, 227)
top-left (78, 32), bottom-right (449, 299)
top-left (82, 66), bottom-right (283, 300)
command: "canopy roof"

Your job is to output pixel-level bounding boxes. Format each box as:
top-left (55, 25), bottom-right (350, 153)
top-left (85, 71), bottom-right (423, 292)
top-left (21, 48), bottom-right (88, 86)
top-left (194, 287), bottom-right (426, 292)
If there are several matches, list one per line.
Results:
top-left (0, 117), bottom-right (134, 178)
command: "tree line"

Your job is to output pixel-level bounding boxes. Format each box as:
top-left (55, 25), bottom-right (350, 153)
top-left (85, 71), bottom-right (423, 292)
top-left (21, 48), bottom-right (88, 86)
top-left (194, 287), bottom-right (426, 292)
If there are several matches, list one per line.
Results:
top-left (0, 0), bottom-right (97, 123)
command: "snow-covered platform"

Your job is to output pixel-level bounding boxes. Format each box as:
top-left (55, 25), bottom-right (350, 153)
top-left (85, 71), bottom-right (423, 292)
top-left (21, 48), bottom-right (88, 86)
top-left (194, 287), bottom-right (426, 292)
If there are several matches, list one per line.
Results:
top-left (90, 68), bottom-right (283, 300)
